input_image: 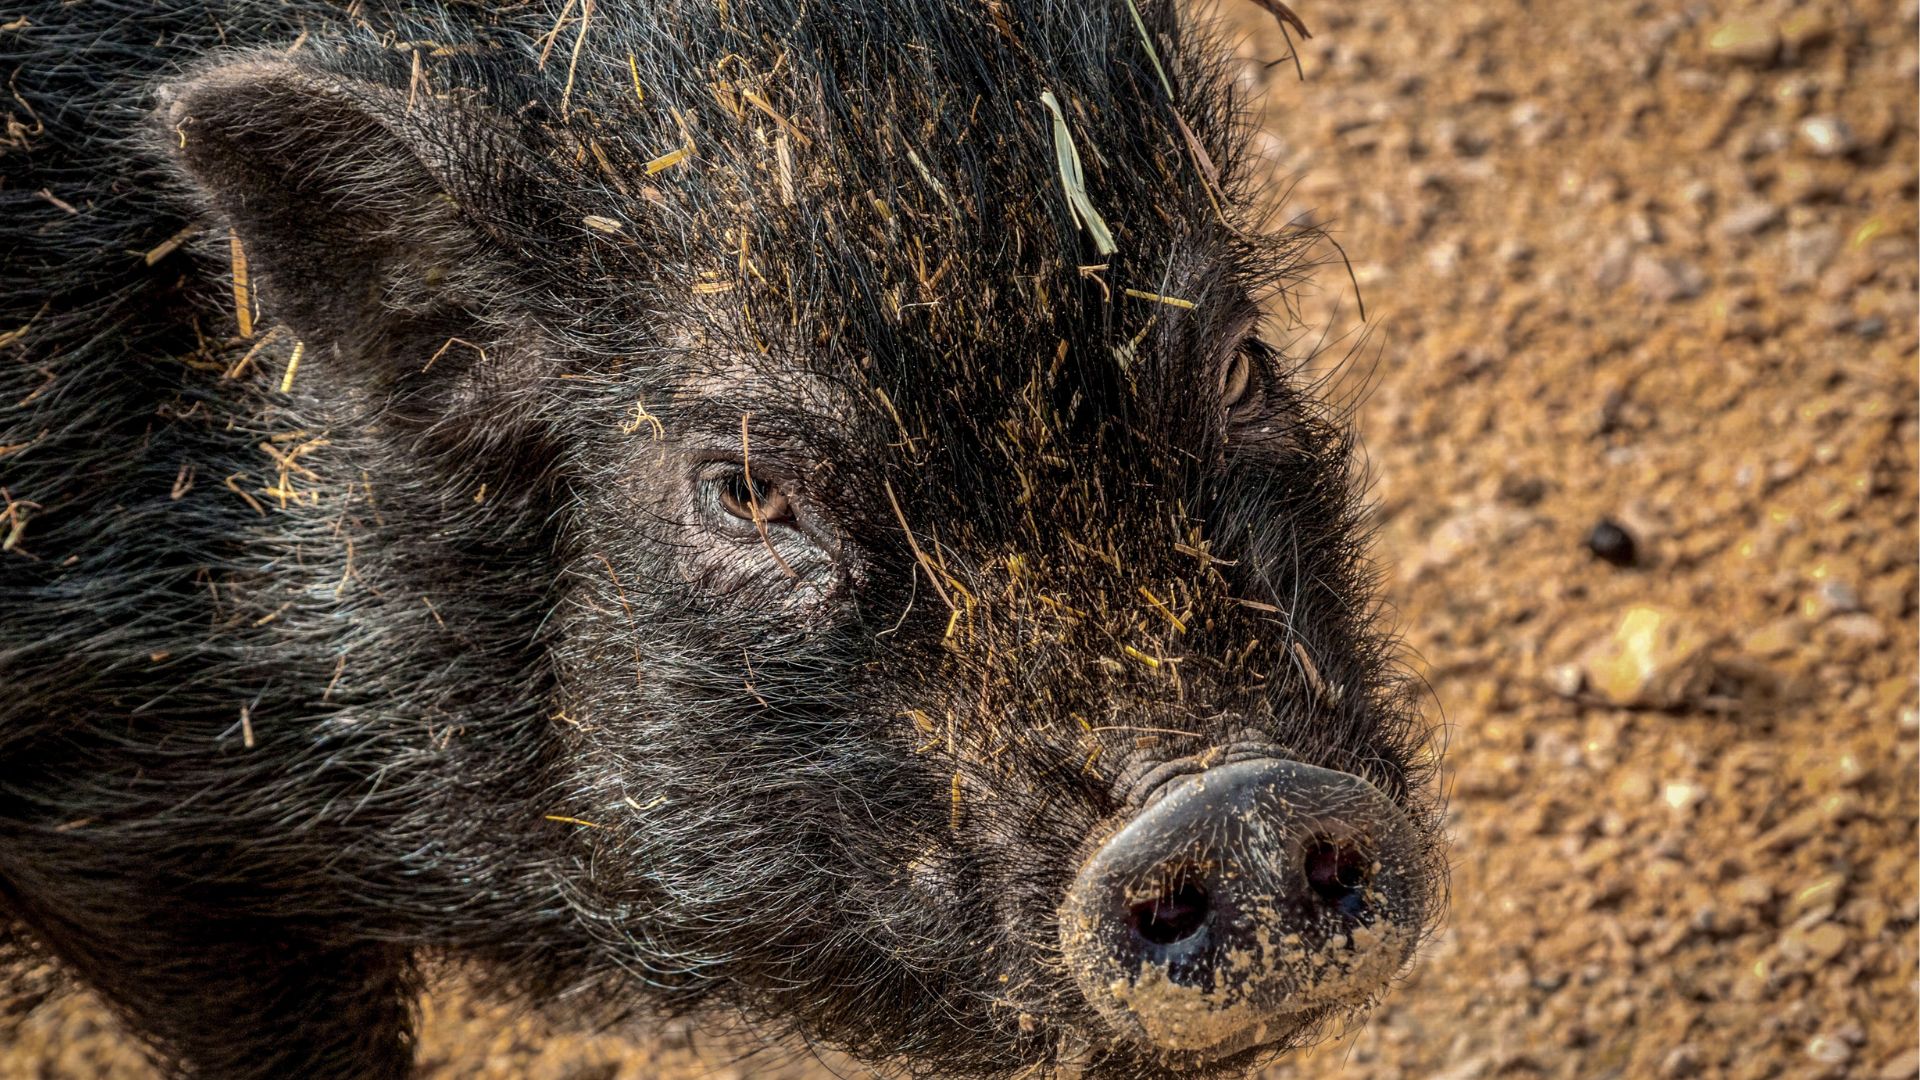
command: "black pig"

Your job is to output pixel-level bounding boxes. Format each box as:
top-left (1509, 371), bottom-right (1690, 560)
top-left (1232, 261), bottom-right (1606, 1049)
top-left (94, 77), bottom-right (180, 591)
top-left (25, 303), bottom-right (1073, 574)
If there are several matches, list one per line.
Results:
top-left (0, 1), bottom-right (1444, 1077)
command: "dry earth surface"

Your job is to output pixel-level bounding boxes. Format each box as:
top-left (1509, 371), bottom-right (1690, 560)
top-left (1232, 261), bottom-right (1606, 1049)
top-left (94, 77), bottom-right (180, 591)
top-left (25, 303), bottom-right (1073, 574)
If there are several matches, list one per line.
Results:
top-left (4, 0), bottom-right (1916, 1077)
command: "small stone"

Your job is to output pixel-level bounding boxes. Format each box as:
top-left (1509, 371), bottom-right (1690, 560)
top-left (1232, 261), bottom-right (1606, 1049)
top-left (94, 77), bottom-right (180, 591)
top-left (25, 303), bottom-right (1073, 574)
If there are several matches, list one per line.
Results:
top-left (1732, 956), bottom-right (1774, 1000)
top-left (1799, 922), bottom-right (1849, 960)
top-left (1662, 781), bottom-right (1703, 813)
top-left (1719, 200), bottom-right (1783, 238)
top-left (1832, 753), bottom-right (1868, 786)
top-left (1789, 874), bottom-right (1847, 916)
top-left (1498, 474), bottom-right (1549, 506)
top-left (1632, 255), bottom-right (1707, 302)
top-left (1798, 116), bottom-right (1856, 158)
top-left (1853, 315), bottom-right (1887, 338)
top-left (1788, 225), bottom-right (1844, 282)
top-left (1806, 1033), bottom-right (1852, 1066)
top-left (1427, 240), bottom-right (1462, 274)
top-left (1757, 806), bottom-right (1823, 851)
top-left (1546, 663), bottom-right (1585, 698)
top-left (1585, 519), bottom-right (1638, 567)
top-left (1592, 235), bottom-right (1634, 290)
top-left (1819, 791), bottom-right (1862, 821)
top-left (1580, 604), bottom-right (1716, 708)
top-left (1660, 1044), bottom-right (1702, 1078)
top-left (1804, 579), bottom-right (1862, 618)
top-left (1827, 613), bottom-right (1886, 645)
top-left (1615, 771), bottom-right (1656, 803)
top-left (1744, 617), bottom-right (1803, 658)
top-left (1708, 18), bottom-right (1780, 65)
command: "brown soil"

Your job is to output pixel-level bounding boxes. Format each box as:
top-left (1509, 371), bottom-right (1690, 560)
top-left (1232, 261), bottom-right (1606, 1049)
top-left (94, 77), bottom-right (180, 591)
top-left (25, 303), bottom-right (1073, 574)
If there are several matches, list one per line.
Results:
top-left (5, 0), bottom-right (1915, 1077)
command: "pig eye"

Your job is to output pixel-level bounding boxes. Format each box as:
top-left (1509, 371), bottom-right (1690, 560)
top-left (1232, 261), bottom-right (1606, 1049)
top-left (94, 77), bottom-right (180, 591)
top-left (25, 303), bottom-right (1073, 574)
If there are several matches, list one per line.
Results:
top-left (1221, 345), bottom-right (1265, 417)
top-left (713, 469), bottom-right (795, 526)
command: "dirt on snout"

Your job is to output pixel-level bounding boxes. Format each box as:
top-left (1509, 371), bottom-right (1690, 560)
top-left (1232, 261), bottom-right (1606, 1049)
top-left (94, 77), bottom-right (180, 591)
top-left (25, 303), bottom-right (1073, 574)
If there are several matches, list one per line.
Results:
top-left (3, 0), bottom-right (1915, 1077)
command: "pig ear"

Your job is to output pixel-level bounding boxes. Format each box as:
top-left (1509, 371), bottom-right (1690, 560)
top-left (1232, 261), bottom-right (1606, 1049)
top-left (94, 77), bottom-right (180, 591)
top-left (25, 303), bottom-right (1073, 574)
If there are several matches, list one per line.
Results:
top-left (159, 59), bottom-right (515, 397)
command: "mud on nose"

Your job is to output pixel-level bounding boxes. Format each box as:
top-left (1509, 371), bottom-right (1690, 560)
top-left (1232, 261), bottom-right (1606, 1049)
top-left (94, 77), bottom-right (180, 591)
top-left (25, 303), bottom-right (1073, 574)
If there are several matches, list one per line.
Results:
top-left (1058, 760), bottom-right (1432, 1062)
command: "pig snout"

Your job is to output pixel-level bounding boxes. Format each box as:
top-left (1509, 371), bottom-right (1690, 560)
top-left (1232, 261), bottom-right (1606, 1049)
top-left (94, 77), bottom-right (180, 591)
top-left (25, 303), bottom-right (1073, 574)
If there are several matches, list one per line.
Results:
top-left (1059, 759), bottom-right (1432, 1063)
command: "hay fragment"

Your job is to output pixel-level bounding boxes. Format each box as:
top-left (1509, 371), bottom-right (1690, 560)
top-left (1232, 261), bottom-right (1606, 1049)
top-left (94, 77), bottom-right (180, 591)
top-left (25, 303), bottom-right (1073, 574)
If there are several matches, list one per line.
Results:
top-left (277, 340), bottom-right (304, 393)
top-left (905, 147), bottom-right (956, 211)
top-left (740, 413), bottom-right (798, 578)
top-left (335, 536), bottom-right (355, 597)
top-left (14, 367), bottom-right (52, 407)
top-left (1038, 90), bottom-right (1117, 256)
top-left (645, 143), bottom-right (691, 173)
top-left (1123, 287), bottom-right (1195, 310)
top-left (1121, 0), bottom-right (1174, 98)
top-left (885, 479), bottom-right (955, 611)
top-left (620, 399), bottom-right (665, 439)
top-left (143, 223), bottom-right (199, 266)
top-left (560, 0), bottom-right (595, 118)
top-left (593, 553), bottom-right (647, 684)
top-left (0, 303), bottom-right (47, 351)
top-left (0, 488), bottom-right (39, 554)
top-left (228, 229), bottom-right (254, 338)
top-left (406, 47), bottom-right (424, 111)
top-left (223, 472), bottom-right (265, 516)
top-left (422, 336), bottom-right (486, 372)
top-left (251, 602), bottom-right (292, 626)
top-left (224, 325), bottom-right (284, 379)
top-left (1138, 585), bottom-right (1187, 632)
top-left (740, 87), bottom-right (812, 147)
top-left (1292, 640), bottom-right (1342, 706)
top-left (535, 0), bottom-right (579, 69)
top-left (1078, 263), bottom-right (1112, 302)
top-left (774, 131), bottom-right (796, 203)
top-left (1243, 0), bottom-right (1313, 80)
top-left (323, 653), bottom-right (348, 700)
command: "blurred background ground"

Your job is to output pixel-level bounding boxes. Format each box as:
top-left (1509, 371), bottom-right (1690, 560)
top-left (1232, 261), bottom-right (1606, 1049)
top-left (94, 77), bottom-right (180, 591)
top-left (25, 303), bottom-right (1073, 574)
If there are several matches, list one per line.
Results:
top-left (4, 0), bottom-right (1915, 1077)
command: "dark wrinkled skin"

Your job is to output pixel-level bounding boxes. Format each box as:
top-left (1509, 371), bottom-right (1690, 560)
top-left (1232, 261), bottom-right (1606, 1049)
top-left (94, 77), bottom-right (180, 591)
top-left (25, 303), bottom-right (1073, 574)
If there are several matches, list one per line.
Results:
top-left (0, 2), bottom-right (1444, 1077)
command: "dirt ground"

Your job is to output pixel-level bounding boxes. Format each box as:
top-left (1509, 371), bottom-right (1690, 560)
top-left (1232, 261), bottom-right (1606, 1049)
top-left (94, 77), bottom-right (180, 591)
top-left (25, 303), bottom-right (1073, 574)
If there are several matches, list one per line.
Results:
top-left (4, 0), bottom-right (1916, 1077)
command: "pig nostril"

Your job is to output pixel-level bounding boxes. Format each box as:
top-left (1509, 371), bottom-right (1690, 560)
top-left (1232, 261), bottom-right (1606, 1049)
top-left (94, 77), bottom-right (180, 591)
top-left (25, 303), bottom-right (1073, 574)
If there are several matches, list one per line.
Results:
top-left (1304, 838), bottom-right (1370, 909)
top-left (1128, 873), bottom-right (1210, 947)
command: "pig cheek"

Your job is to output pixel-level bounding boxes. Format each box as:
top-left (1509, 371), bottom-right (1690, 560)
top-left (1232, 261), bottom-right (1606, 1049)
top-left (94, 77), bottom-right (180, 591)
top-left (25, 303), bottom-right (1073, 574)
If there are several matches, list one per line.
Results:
top-left (682, 541), bottom-right (843, 625)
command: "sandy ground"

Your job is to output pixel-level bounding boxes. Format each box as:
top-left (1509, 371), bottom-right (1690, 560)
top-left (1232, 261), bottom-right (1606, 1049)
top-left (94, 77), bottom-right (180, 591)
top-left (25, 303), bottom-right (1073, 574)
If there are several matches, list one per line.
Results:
top-left (4, 0), bottom-right (1916, 1077)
